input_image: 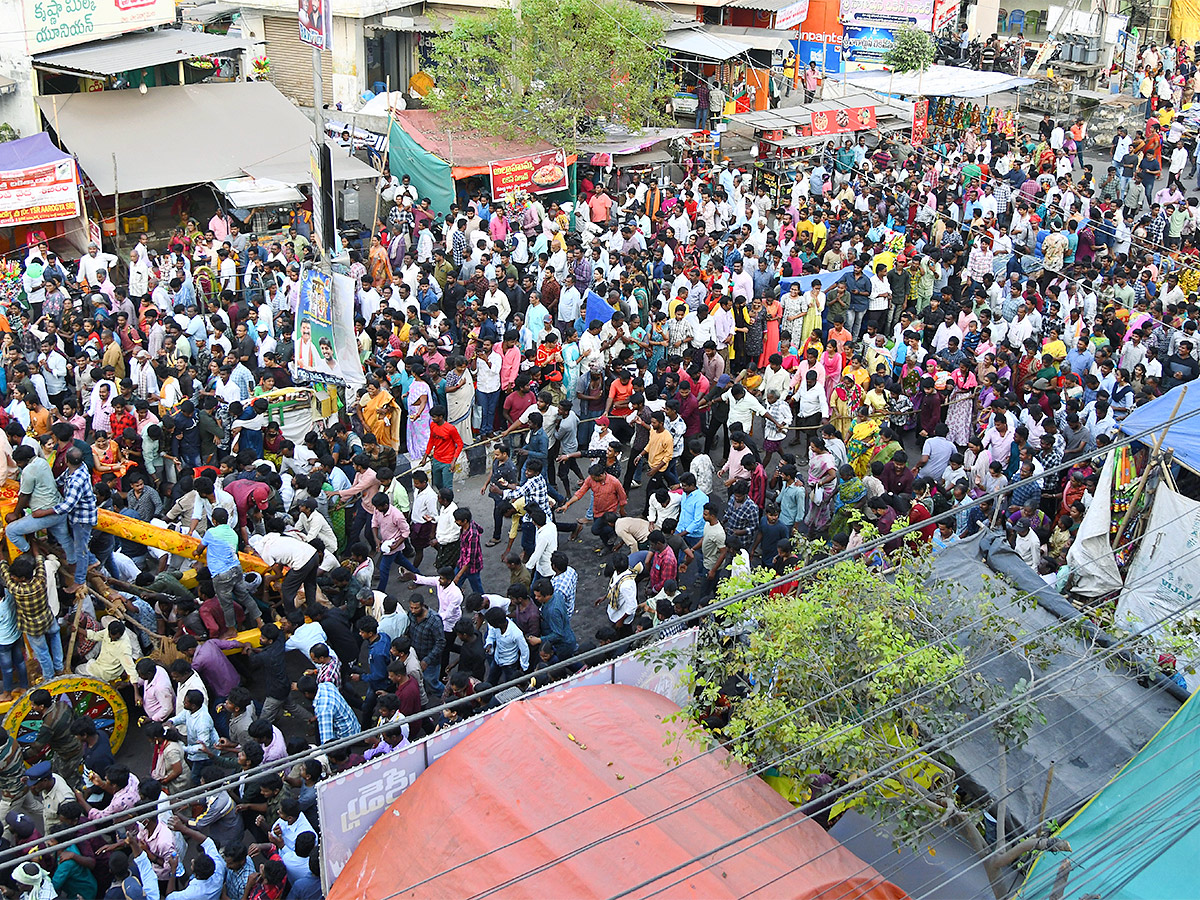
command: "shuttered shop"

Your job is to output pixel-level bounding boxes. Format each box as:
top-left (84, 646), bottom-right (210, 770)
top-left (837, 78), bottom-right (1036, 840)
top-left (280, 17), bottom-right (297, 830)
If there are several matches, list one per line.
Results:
top-left (264, 16), bottom-right (330, 106)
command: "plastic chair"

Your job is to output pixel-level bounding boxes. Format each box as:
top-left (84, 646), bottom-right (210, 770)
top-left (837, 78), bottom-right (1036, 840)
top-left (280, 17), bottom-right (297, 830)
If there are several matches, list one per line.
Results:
top-left (998, 8), bottom-right (1008, 31)
top-left (1008, 9), bottom-right (1025, 34)
top-left (1027, 9), bottom-right (1042, 34)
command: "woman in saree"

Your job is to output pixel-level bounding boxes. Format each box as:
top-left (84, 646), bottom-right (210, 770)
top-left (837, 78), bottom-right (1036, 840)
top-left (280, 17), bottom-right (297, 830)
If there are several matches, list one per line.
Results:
top-left (444, 354), bottom-right (476, 447)
top-left (947, 359), bottom-right (978, 447)
top-left (358, 378), bottom-right (401, 450)
top-left (829, 375), bottom-right (863, 440)
top-left (829, 464), bottom-right (869, 537)
top-left (406, 360), bottom-right (433, 462)
top-left (758, 294), bottom-right (782, 368)
top-left (368, 234), bottom-right (392, 287)
top-left (872, 426), bottom-right (904, 467)
top-left (846, 405), bottom-right (882, 477)
top-left (819, 339), bottom-right (845, 404)
top-left (804, 436), bottom-right (839, 534)
top-left (798, 280), bottom-right (825, 354)
top-left (92, 431), bottom-right (131, 483)
top-left (844, 355), bottom-right (870, 391)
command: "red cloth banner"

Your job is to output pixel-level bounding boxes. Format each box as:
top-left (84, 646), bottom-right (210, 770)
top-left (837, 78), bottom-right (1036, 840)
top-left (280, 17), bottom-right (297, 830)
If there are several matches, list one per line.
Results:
top-left (912, 99), bottom-right (929, 147)
top-left (489, 149), bottom-right (569, 196)
top-left (809, 105), bottom-right (876, 136)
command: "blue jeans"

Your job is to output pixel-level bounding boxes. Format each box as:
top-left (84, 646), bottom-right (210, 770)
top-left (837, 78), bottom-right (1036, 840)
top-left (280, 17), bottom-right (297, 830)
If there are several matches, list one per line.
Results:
top-left (0, 640), bottom-right (27, 693)
top-left (431, 460), bottom-right (454, 494)
top-left (461, 571), bottom-right (483, 597)
top-left (68, 522), bottom-right (94, 585)
top-left (377, 550), bottom-right (418, 592)
top-left (28, 619), bottom-right (62, 679)
top-left (6, 511), bottom-right (70, 554)
top-left (695, 105), bottom-right (708, 130)
top-left (478, 390), bottom-right (500, 437)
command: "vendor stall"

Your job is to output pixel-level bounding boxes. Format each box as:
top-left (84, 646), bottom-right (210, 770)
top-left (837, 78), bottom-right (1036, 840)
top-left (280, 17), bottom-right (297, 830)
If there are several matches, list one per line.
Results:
top-left (0, 132), bottom-right (90, 261)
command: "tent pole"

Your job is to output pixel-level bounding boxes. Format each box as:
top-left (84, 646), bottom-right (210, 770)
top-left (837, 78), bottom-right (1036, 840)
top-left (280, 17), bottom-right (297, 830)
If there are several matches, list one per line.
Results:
top-left (370, 76), bottom-right (390, 238)
top-left (1112, 386), bottom-right (1186, 547)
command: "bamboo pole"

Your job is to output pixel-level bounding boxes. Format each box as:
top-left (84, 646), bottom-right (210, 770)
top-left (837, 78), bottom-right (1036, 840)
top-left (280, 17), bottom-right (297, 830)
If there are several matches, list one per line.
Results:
top-left (370, 76), bottom-right (390, 240)
top-left (1112, 386), bottom-right (1186, 547)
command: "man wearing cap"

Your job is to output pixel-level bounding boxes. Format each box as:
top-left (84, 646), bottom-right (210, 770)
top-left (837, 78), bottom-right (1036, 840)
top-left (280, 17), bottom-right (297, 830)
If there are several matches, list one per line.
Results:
top-left (26, 760), bottom-right (72, 834)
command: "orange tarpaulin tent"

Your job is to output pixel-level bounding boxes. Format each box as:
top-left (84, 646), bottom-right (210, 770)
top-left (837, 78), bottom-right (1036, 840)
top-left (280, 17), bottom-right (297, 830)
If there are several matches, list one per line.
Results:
top-left (329, 685), bottom-right (909, 900)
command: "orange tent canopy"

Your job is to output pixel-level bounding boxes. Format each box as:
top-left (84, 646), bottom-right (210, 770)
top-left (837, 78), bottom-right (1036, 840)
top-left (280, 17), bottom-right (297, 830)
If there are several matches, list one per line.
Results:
top-left (329, 685), bottom-right (908, 900)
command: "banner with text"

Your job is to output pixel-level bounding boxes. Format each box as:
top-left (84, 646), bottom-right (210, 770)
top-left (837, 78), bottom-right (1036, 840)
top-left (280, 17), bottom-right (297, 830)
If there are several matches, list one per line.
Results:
top-left (810, 104), bottom-right (877, 136)
top-left (775, 0), bottom-right (811, 30)
top-left (317, 629), bottom-right (698, 890)
top-left (0, 157), bottom-right (80, 227)
top-left (839, 0), bottom-right (934, 29)
top-left (489, 149), bottom-right (569, 197)
top-left (912, 99), bottom-right (929, 147)
top-left (25, 0), bottom-right (175, 54)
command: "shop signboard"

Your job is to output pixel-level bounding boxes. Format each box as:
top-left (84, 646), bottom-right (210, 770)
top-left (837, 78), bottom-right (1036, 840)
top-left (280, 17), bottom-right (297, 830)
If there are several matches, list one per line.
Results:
top-left (25, 0), bottom-right (175, 54)
top-left (810, 104), bottom-right (877, 136)
top-left (932, 0), bottom-right (960, 31)
top-left (912, 98), bottom-right (929, 146)
top-left (841, 26), bottom-right (896, 65)
top-left (775, 0), bottom-right (811, 30)
top-left (0, 156), bottom-right (80, 227)
top-left (489, 149), bottom-right (569, 197)
top-left (839, 0), bottom-right (934, 29)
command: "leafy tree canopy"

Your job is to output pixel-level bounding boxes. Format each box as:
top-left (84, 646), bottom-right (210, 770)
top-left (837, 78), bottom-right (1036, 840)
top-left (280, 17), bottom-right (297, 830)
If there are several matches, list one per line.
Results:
top-left (425, 0), bottom-right (678, 152)
top-left (884, 26), bottom-right (937, 74)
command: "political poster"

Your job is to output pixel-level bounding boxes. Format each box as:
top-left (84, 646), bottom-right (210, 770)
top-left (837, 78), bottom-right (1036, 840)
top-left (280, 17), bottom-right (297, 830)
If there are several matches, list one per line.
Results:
top-left (298, 0), bottom-right (332, 50)
top-left (489, 149), bottom-right (569, 197)
top-left (294, 268), bottom-right (365, 386)
top-left (0, 156), bottom-right (80, 227)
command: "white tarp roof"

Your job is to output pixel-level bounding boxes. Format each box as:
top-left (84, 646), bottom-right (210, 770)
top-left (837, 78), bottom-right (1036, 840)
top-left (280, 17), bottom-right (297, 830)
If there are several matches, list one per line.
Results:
top-left (39, 82), bottom-right (379, 194)
top-left (659, 27), bottom-right (753, 62)
top-left (214, 176), bottom-right (304, 208)
top-left (33, 29), bottom-right (247, 76)
top-left (827, 65), bottom-right (1035, 99)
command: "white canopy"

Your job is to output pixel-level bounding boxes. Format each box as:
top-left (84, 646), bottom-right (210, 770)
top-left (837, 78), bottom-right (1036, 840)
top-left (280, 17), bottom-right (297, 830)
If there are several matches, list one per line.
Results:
top-left (826, 65), bottom-right (1035, 99)
top-left (214, 177), bottom-right (305, 208)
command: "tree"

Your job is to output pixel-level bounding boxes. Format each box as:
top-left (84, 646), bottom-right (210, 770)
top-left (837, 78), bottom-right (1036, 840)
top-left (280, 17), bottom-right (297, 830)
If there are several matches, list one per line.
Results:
top-left (673, 536), bottom-right (1068, 900)
top-left (424, 0), bottom-right (678, 153)
top-left (884, 26), bottom-right (937, 74)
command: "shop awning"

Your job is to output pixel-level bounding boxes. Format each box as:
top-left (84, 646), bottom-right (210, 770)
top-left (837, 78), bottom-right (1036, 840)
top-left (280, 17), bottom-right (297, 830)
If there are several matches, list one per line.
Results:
top-left (376, 13), bottom-right (453, 31)
top-left (659, 27), bottom-right (753, 62)
top-left (827, 65), bottom-right (1035, 99)
top-left (0, 76), bottom-right (16, 96)
top-left (38, 82), bottom-right (378, 195)
top-left (213, 176), bottom-right (304, 208)
top-left (32, 29), bottom-right (248, 77)
top-left (725, 0), bottom-right (799, 11)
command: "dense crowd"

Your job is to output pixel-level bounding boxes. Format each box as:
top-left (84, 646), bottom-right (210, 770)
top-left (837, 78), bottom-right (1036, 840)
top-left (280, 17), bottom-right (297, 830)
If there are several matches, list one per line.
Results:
top-left (0, 81), bottom-right (1196, 898)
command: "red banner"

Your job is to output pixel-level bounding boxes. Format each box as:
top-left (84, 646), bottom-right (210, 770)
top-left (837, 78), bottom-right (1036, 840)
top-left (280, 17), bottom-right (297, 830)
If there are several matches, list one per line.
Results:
top-left (912, 99), bottom-right (929, 147)
top-left (809, 105), bottom-right (876, 137)
top-left (489, 149), bottom-right (569, 197)
top-left (0, 158), bottom-right (80, 227)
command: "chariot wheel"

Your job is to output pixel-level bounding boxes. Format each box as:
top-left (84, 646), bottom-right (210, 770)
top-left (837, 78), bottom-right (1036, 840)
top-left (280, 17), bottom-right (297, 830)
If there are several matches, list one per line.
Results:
top-left (3, 675), bottom-right (129, 759)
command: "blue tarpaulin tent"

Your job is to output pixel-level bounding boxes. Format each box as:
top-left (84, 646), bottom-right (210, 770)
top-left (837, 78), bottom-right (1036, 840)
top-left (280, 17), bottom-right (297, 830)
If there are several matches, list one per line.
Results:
top-left (1118, 384), bottom-right (1200, 473)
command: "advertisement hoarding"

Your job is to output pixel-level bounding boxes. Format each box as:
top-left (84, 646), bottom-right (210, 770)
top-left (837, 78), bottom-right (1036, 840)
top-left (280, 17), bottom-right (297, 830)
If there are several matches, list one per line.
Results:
top-left (25, 0), bottom-right (175, 54)
top-left (489, 149), bottom-right (569, 197)
top-left (839, 0), bottom-right (934, 29)
top-left (0, 157), bottom-right (80, 227)
top-left (775, 0), bottom-right (811, 30)
top-left (841, 25), bottom-right (896, 65)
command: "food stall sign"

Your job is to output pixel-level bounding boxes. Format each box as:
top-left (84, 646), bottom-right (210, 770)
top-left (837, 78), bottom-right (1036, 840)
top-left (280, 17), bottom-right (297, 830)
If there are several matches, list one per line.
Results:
top-left (489, 149), bottom-right (569, 196)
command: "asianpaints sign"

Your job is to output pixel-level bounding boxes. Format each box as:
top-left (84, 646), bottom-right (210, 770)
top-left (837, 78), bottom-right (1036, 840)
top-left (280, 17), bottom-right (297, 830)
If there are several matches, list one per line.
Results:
top-left (0, 157), bottom-right (80, 227)
top-left (489, 149), bottom-right (569, 196)
top-left (810, 104), bottom-right (876, 136)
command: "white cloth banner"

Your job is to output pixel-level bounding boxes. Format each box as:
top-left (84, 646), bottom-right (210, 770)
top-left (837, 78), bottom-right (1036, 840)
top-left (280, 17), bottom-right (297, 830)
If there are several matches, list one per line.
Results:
top-left (1115, 484), bottom-right (1200, 689)
top-left (1066, 450), bottom-right (1123, 597)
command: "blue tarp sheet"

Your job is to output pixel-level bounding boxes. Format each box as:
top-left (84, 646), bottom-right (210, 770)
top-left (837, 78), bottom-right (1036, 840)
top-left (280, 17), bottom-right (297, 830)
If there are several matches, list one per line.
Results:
top-left (0, 133), bottom-right (73, 171)
top-left (1118, 383), bottom-right (1200, 474)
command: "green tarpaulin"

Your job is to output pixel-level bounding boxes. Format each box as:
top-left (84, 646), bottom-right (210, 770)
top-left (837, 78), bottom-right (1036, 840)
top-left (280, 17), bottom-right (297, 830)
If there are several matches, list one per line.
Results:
top-left (1019, 690), bottom-right (1200, 900)
top-left (388, 118), bottom-right (455, 213)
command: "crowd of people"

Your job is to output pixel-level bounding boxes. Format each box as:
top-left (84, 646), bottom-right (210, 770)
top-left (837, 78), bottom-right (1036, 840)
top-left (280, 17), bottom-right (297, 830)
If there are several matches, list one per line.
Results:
top-left (0, 72), bottom-right (1196, 897)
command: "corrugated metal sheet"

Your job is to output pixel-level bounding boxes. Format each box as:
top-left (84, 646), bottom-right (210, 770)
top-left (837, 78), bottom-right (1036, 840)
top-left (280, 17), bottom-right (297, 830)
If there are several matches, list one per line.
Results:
top-left (32, 29), bottom-right (248, 77)
top-left (704, 25), bottom-right (793, 53)
top-left (726, 0), bottom-right (798, 11)
top-left (264, 16), bottom-right (329, 107)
